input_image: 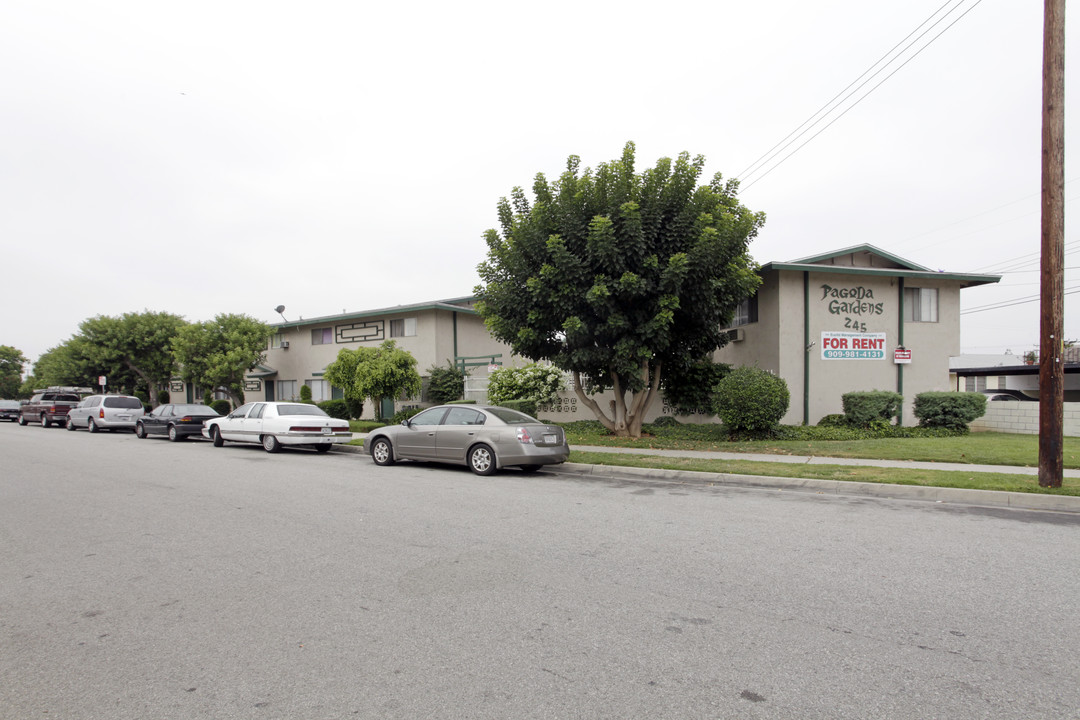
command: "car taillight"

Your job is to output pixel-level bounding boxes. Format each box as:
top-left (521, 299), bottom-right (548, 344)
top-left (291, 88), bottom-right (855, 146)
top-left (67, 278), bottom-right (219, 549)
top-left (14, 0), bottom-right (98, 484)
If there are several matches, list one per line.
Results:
top-left (517, 427), bottom-right (533, 444)
top-left (290, 426), bottom-right (322, 432)
top-left (178, 416), bottom-right (194, 423)
top-left (99, 409), bottom-right (105, 419)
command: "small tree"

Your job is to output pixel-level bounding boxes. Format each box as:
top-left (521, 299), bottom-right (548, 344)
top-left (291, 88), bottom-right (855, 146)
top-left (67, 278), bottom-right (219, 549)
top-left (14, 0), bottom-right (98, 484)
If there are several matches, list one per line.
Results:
top-left (172, 314), bottom-right (272, 408)
top-left (299, 384), bottom-right (314, 404)
top-left (324, 341), bottom-right (421, 421)
top-left (714, 366), bottom-right (789, 433)
top-left (426, 362), bottom-right (466, 404)
top-left (486, 363), bottom-right (565, 407)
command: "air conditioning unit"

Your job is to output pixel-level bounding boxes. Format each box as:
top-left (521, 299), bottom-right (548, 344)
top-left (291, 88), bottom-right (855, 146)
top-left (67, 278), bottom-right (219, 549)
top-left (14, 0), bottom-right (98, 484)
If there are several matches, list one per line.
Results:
top-left (280, 341), bottom-right (290, 349)
top-left (728, 328), bottom-right (745, 342)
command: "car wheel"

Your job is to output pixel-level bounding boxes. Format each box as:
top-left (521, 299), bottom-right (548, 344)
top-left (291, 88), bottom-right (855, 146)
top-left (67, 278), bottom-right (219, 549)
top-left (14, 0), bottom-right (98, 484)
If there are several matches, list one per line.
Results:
top-left (468, 444), bottom-right (497, 476)
top-left (262, 434), bottom-right (282, 453)
top-left (314, 444), bottom-right (332, 453)
top-left (168, 425), bottom-right (182, 442)
top-left (40, 414), bottom-right (50, 428)
top-left (519, 464), bottom-right (542, 473)
top-left (66, 416), bottom-right (77, 431)
top-left (211, 426), bottom-right (224, 447)
top-left (370, 437), bottom-right (395, 466)
top-left (88, 418), bottom-right (98, 433)
top-left (135, 423), bottom-right (147, 439)
top-left (17, 415), bottom-right (27, 426)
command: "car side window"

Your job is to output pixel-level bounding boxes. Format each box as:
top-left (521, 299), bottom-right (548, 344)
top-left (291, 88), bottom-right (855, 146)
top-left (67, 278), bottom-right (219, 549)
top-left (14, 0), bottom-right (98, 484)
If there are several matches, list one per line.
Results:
top-left (159, 406), bottom-right (172, 417)
top-left (444, 407), bottom-right (483, 426)
top-left (250, 404), bottom-right (265, 419)
top-left (409, 407), bottom-right (448, 427)
top-left (229, 403), bottom-right (254, 419)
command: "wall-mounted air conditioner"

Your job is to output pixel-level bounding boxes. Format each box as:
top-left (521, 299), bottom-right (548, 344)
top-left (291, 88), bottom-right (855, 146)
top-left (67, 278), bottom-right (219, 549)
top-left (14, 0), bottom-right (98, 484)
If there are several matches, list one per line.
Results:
top-left (280, 341), bottom-right (290, 349)
top-left (728, 328), bottom-right (745, 342)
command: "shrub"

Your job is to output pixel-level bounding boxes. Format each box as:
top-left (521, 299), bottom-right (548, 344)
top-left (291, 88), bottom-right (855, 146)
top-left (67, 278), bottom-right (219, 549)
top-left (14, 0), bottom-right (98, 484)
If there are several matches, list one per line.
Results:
top-left (447, 399), bottom-right (477, 405)
top-left (299, 384), bottom-right (314, 404)
top-left (390, 407), bottom-right (424, 424)
top-left (714, 367), bottom-right (790, 433)
top-left (210, 399), bottom-right (231, 415)
top-left (661, 360), bottom-right (731, 416)
top-left (649, 415), bottom-right (682, 428)
top-left (913, 392), bottom-right (987, 430)
top-left (487, 363), bottom-right (565, 406)
top-left (817, 413), bottom-right (848, 427)
top-left (841, 391), bottom-right (903, 428)
top-left (157, 389), bottom-right (171, 405)
top-left (426, 363), bottom-right (466, 405)
top-left (498, 399), bottom-right (538, 417)
top-left (318, 399), bottom-right (351, 420)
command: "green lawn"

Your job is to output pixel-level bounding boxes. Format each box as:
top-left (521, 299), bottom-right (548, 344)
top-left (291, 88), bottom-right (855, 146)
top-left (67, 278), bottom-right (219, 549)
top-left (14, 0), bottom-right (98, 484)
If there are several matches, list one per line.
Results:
top-left (562, 426), bottom-right (1080, 469)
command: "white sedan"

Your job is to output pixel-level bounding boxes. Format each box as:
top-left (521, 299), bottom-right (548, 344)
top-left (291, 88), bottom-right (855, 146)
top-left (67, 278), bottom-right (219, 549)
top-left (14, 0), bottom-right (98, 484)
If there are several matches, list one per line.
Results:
top-left (202, 401), bottom-right (351, 453)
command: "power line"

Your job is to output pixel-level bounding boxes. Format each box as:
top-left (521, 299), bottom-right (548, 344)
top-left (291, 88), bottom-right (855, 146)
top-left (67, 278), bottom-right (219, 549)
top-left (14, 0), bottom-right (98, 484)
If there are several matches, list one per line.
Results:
top-left (960, 286), bottom-right (1080, 315)
top-left (739, 0), bottom-right (984, 189)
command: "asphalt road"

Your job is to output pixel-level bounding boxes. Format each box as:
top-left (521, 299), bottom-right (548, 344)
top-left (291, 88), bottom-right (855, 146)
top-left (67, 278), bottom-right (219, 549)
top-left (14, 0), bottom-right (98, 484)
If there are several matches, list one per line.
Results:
top-left (2, 422), bottom-right (1079, 719)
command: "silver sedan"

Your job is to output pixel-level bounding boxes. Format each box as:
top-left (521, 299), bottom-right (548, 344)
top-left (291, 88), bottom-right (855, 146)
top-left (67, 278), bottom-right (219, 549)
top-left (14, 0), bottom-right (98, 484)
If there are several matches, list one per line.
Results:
top-left (365, 405), bottom-right (569, 475)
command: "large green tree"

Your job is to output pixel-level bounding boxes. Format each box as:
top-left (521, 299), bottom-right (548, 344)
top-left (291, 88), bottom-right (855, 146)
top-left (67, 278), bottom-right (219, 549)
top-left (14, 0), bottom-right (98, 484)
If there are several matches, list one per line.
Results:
top-left (172, 314), bottom-right (272, 408)
top-left (22, 338), bottom-right (99, 392)
top-left (0, 345), bottom-right (28, 398)
top-left (323, 341), bottom-right (421, 420)
top-left (476, 142), bottom-right (764, 437)
top-left (78, 311), bottom-right (188, 403)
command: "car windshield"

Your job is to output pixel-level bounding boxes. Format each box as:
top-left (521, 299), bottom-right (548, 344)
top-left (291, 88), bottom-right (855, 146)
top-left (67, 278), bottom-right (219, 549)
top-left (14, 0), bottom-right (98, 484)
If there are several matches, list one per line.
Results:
top-left (275, 404), bottom-right (329, 417)
top-left (103, 397), bottom-right (143, 409)
top-left (0, 400), bottom-right (19, 408)
top-left (484, 407), bottom-right (541, 424)
top-left (174, 404), bottom-right (217, 415)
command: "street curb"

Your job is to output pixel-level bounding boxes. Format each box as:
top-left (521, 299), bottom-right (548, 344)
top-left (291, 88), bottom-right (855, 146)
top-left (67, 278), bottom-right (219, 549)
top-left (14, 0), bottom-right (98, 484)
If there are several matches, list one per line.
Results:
top-left (544, 462), bottom-right (1080, 514)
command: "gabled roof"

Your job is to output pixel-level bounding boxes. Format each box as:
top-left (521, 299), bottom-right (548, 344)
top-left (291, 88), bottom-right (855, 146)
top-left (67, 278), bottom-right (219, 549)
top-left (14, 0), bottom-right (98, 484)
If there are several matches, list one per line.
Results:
top-left (272, 296), bottom-right (478, 330)
top-left (759, 244), bottom-right (999, 288)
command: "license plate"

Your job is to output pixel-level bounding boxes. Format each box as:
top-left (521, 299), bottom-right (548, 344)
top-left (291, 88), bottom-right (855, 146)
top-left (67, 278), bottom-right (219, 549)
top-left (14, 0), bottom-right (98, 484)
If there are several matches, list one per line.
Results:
top-left (544, 434), bottom-right (557, 444)
top-left (117, 415), bottom-right (130, 420)
top-left (322, 427), bottom-right (331, 434)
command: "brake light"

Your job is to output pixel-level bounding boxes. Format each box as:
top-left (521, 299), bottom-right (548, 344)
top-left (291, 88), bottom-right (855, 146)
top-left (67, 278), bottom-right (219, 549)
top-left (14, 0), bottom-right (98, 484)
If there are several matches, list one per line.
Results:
top-left (99, 409), bottom-right (105, 419)
top-left (290, 426), bottom-right (323, 432)
top-left (516, 427), bottom-right (533, 444)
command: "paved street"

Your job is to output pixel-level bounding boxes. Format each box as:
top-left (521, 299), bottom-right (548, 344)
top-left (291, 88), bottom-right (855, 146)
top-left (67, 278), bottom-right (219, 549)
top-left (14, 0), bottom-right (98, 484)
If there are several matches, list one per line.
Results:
top-left (2, 422), bottom-right (1079, 719)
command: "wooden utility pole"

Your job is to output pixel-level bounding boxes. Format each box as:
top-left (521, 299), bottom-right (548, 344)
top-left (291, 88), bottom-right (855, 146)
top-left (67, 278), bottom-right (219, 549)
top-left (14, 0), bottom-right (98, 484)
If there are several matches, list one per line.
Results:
top-left (1039, 0), bottom-right (1065, 488)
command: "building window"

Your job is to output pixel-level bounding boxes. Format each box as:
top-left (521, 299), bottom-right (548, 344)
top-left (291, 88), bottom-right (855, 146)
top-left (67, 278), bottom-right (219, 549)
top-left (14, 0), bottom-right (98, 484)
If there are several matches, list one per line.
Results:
top-left (276, 380), bottom-right (298, 401)
top-left (270, 333), bottom-right (285, 349)
top-left (732, 295), bottom-right (758, 327)
top-left (964, 376), bottom-right (987, 392)
top-left (305, 379), bottom-right (331, 403)
top-left (311, 328), bottom-right (333, 345)
top-left (389, 317), bottom-right (417, 337)
top-left (904, 287), bottom-right (938, 322)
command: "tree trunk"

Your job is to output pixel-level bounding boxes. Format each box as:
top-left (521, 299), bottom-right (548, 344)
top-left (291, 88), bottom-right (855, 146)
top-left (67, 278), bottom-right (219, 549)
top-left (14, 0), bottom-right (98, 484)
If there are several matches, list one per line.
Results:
top-left (571, 363), bottom-right (663, 438)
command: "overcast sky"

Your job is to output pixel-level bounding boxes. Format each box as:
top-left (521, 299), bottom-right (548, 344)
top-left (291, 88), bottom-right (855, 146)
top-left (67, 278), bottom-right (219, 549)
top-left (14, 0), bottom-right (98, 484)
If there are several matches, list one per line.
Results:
top-left (3, 0), bottom-right (1076, 367)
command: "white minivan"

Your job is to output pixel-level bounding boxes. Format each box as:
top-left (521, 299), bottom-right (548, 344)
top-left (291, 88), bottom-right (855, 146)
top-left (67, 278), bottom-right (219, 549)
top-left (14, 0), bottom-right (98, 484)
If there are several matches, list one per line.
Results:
top-left (66, 395), bottom-right (145, 433)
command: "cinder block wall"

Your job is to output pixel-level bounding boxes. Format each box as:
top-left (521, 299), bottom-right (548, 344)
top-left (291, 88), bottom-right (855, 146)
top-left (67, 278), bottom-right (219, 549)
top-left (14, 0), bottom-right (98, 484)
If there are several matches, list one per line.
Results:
top-left (970, 402), bottom-right (1080, 437)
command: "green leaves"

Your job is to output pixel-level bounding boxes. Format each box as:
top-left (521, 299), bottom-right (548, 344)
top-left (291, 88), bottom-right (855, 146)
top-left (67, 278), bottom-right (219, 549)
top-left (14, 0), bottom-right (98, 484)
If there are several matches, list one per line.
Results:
top-left (323, 341), bottom-right (421, 419)
top-left (172, 314), bottom-right (271, 405)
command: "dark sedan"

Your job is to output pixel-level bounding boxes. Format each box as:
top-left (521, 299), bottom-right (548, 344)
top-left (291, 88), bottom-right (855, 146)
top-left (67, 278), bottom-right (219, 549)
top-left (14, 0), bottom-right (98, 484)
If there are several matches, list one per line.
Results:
top-left (136, 404), bottom-right (221, 442)
top-left (0, 400), bottom-right (21, 422)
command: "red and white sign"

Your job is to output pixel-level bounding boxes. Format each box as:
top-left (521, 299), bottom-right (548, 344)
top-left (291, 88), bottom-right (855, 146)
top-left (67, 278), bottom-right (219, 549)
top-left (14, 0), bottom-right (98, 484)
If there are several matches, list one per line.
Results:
top-left (821, 332), bottom-right (887, 360)
top-left (893, 348), bottom-right (912, 364)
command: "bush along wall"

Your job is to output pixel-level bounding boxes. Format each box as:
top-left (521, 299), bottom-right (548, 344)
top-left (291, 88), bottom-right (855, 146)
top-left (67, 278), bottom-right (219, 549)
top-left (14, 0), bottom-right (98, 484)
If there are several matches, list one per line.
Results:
top-left (318, 399), bottom-right (350, 420)
top-left (913, 392), bottom-right (987, 431)
top-left (497, 399), bottom-right (538, 418)
top-left (841, 391), bottom-right (903, 428)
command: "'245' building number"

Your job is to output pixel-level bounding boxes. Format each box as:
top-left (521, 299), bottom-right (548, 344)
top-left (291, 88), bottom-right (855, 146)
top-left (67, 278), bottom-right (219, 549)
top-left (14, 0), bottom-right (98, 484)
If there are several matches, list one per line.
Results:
top-left (844, 317), bottom-right (867, 332)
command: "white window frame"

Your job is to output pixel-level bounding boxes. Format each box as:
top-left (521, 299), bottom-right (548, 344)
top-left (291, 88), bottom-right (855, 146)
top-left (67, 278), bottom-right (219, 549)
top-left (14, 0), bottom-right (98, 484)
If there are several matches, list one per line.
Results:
top-left (904, 287), bottom-right (938, 323)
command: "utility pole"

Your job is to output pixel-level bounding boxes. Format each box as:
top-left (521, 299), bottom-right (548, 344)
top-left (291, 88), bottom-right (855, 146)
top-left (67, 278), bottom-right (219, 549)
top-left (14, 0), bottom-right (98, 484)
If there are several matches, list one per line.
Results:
top-left (1039, 0), bottom-right (1065, 488)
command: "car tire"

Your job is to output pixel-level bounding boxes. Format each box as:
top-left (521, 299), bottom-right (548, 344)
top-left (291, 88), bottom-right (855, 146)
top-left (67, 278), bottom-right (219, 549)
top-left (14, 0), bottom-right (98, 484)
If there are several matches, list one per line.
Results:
top-left (467, 444), bottom-right (497, 476)
top-left (370, 437), bottom-right (395, 466)
top-left (519, 464), bottom-right (542, 473)
top-left (135, 423), bottom-right (147, 439)
top-left (168, 425), bottom-right (182, 442)
top-left (40, 414), bottom-right (50, 428)
top-left (17, 415), bottom-right (27, 426)
top-left (88, 418), bottom-right (98, 433)
top-left (211, 426), bottom-right (224, 447)
top-left (262, 434), bottom-right (282, 453)
top-left (314, 444), bottom-right (332, 453)
top-left (66, 416), bottom-right (77, 431)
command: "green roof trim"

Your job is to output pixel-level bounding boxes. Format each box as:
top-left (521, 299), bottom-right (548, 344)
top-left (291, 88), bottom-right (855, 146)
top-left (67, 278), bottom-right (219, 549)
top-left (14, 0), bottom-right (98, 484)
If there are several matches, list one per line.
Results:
top-left (787, 243), bottom-right (933, 271)
top-left (272, 297), bottom-right (478, 330)
top-left (759, 262), bottom-right (1000, 287)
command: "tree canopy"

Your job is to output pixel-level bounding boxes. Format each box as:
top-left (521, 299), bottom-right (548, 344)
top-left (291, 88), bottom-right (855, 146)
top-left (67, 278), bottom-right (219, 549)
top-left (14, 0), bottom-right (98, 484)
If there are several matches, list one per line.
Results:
top-left (323, 341), bottom-right (421, 420)
top-left (172, 314), bottom-right (272, 408)
top-left (78, 311), bottom-right (188, 404)
top-left (476, 142), bottom-right (764, 436)
top-left (0, 345), bottom-right (28, 398)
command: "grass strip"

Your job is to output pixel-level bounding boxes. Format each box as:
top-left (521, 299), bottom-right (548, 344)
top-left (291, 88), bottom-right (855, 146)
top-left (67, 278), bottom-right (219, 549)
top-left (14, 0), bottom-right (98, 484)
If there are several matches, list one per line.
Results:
top-left (569, 451), bottom-right (1080, 496)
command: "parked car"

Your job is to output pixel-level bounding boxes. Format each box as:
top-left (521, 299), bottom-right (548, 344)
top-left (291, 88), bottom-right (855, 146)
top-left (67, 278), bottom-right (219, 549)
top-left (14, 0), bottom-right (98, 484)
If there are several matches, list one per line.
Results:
top-left (202, 401), bottom-right (351, 453)
top-left (19, 389), bottom-right (84, 427)
top-left (66, 395), bottom-right (145, 432)
top-left (365, 404), bottom-right (569, 475)
top-left (136, 404), bottom-right (222, 441)
top-left (0, 400), bottom-right (21, 422)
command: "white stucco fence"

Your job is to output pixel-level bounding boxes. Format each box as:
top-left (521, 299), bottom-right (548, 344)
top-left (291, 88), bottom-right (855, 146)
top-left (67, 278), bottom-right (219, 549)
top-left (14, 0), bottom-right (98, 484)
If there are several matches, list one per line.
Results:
top-left (970, 401), bottom-right (1080, 437)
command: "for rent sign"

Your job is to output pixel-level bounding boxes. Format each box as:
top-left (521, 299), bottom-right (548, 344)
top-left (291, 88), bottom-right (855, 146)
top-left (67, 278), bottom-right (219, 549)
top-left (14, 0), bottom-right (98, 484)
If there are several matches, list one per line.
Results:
top-left (821, 331), bottom-right (887, 360)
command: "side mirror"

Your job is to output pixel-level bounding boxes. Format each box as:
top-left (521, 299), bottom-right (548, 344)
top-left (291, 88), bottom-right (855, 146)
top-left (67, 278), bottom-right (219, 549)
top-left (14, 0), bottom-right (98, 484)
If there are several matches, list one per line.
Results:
top-left (402, 419), bottom-right (411, 427)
